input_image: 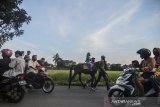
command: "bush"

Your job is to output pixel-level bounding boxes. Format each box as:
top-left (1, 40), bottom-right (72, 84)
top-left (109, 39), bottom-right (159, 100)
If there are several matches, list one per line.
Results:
top-left (48, 70), bottom-right (121, 86)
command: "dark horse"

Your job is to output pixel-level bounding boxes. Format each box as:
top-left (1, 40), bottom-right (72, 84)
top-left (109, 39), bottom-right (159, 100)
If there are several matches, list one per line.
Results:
top-left (68, 61), bottom-right (110, 89)
top-left (68, 62), bottom-right (100, 88)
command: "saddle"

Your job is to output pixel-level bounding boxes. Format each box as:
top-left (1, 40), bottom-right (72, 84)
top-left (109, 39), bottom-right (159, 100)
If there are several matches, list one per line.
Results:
top-left (82, 64), bottom-right (90, 70)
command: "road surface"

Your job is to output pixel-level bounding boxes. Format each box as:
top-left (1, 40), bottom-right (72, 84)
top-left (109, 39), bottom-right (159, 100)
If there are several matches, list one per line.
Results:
top-left (0, 86), bottom-right (107, 107)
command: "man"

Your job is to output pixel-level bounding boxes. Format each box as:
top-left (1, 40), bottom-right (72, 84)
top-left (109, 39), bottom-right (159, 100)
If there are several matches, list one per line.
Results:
top-left (24, 50), bottom-right (31, 63)
top-left (25, 55), bottom-right (40, 88)
top-left (93, 55), bottom-right (110, 91)
top-left (28, 55), bottom-right (40, 73)
top-left (136, 48), bottom-right (156, 96)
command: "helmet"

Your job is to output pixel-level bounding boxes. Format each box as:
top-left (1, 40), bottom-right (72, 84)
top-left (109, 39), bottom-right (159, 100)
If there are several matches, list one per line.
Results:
top-left (1, 49), bottom-right (12, 58)
top-left (153, 48), bottom-right (160, 56)
top-left (101, 55), bottom-right (105, 60)
top-left (137, 48), bottom-right (151, 59)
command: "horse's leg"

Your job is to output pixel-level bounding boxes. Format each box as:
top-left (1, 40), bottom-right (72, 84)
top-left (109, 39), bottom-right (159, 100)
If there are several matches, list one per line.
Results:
top-left (79, 73), bottom-right (85, 88)
top-left (68, 72), bottom-right (77, 89)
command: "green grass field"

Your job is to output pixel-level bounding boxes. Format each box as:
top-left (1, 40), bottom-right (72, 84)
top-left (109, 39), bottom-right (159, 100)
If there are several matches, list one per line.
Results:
top-left (48, 70), bottom-right (122, 86)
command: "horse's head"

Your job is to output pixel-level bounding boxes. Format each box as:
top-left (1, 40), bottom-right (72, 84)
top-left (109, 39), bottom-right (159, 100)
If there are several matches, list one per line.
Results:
top-left (92, 61), bottom-right (100, 70)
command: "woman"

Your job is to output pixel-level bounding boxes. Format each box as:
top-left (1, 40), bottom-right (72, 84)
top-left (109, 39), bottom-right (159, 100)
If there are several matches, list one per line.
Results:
top-left (150, 48), bottom-right (160, 96)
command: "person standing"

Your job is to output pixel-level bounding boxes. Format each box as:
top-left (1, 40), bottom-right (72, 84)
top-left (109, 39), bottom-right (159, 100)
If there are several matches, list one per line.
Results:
top-left (93, 55), bottom-right (110, 91)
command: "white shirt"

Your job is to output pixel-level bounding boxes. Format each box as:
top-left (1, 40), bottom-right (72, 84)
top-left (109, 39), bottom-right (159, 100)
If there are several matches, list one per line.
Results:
top-left (28, 60), bottom-right (40, 73)
top-left (3, 57), bottom-right (25, 77)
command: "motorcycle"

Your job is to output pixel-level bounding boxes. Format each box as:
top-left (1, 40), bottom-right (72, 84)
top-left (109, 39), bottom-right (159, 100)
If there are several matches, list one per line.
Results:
top-left (24, 67), bottom-right (54, 93)
top-left (0, 74), bottom-right (26, 103)
top-left (108, 67), bottom-right (159, 106)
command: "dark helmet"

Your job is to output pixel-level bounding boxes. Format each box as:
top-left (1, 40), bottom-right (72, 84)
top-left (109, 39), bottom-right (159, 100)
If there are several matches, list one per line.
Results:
top-left (1, 49), bottom-right (12, 58)
top-left (101, 55), bottom-right (105, 60)
top-left (153, 48), bottom-right (160, 56)
top-left (137, 48), bottom-right (151, 59)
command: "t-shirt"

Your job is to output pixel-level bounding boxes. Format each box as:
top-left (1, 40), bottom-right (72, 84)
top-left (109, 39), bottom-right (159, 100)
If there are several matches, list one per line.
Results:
top-left (140, 57), bottom-right (156, 72)
top-left (28, 60), bottom-right (40, 72)
top-left (3, 57), bottom-right (25, 77)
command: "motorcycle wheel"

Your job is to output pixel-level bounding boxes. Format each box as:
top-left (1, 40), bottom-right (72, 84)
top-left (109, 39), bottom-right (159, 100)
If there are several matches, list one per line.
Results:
top-left (108, 89), bottom-right (129, 107)
top-left (42, 78), bottom-right (54, 93)
top-left (7, 84), bottom-right (24, 103)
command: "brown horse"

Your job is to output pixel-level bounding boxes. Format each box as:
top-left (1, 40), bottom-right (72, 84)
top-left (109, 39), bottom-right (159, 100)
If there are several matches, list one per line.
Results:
top-left (68, 61), bottom-right (100, 88)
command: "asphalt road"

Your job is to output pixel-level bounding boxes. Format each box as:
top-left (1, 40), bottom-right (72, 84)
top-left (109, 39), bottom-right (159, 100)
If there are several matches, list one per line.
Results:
top-left (1, 86), bottom-right (160, 107)
top-left (0, 86), bottom-right (108, 107)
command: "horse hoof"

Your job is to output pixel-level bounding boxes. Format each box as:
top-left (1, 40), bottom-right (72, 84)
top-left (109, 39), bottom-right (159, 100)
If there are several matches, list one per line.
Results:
top-left (91, 88), bottom-right (96, 92)
top-left (83, 84), bottom-right (87, 88)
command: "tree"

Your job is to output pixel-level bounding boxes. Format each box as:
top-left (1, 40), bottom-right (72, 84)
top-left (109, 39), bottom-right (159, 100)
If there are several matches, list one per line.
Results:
top-left (53, 53), bottom-right (62, 66)
top-left (57, 60), bottom-right (76, 68)
top-left (0, 0), bottom-right (31, 48)
top-left (110, 64), bottom-right (123, 71)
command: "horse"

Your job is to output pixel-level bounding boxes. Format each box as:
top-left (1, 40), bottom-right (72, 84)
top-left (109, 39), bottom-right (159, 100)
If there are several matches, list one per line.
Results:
top-left (68, 61), bottom-right (100, 89)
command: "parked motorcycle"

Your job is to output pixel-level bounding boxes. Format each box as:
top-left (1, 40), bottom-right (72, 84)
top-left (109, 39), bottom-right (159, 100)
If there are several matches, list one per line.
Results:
top-left (25, 67), bottom-right (54, 93)
top-left (0, 74), bottom-right (26, 103)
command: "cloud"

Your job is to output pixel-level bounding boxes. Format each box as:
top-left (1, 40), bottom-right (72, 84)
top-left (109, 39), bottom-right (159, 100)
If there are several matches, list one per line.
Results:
top-left (2, 39), bottom-right (38, 50)
top-left (47, 7), bottom-right (73, 38)
top-left (80, 0), bottom-right (142, 52)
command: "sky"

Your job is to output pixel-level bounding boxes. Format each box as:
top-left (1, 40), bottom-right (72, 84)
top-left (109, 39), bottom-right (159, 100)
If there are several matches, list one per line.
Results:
top-left (2, 0), bottom-right (160, 65)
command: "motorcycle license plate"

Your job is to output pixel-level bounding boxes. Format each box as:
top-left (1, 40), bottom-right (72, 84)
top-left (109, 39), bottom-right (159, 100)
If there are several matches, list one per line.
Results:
top-left (19, 80), bottom-right (26, 85)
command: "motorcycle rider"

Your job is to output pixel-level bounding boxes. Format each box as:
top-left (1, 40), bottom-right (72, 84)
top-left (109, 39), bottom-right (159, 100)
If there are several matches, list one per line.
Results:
top-left (24, 50), bottom-right (31, 62)
top-left (25, 55), bottom-right (40, 83)
top-left (2, 50), bottom-right (25, 77)
top-left (37, 58), bottom-right (46, 72)
top-left (38, 58), bottom-right (45, 67)
top-left (136, 48), bottom-right (156, 96)
top-left (150, 47), bottom-right (160, 96)
top-left (0, 49), bottom-right (12, 81)
top-left (28, 55), bottom-right (40, 72)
